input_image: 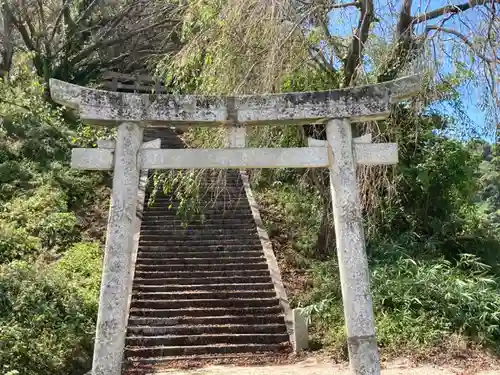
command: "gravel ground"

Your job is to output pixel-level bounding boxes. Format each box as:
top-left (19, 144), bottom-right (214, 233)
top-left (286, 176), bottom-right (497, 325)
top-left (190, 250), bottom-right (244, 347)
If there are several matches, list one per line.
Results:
top-left (154, 358), bottom-right (500, 375)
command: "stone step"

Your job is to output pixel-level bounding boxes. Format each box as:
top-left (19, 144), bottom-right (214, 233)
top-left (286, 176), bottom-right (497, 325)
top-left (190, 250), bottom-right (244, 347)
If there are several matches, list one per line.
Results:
top-left (132, 290), bottom-right (277, 300)
top-left (147, 199), bottom-right (248, 205)
top-left (137, 244), bottom-right (263, 252)
top-left (142, 212), bottom-right (254, 219)
top-left (132, 275), bottom-right (272, 285)
top-left (135, 256), bottom-right (265, 265)
top-left (134, 263), bottom-right (269, 272)
top-left (146, 174), bottom-right (242, 181)
top-left (146, 190), bottom-right (243, 198)
top-left (140, 223), bottom-right (257, 230)
top-left (145, 202), bottom-right (249, 209)
top-left (129, 306), bottom-right (283, 318)
top-left (147, 178), bottom-right (243, 186)
top-left (125, 147), bottom-right (289, 363)
top-left (133, 270), bottom-right (270, 279)
top-left (140, 218), bottom-right (256, 226)
top-left (126, 333), bottom-right (289, 347)
top-left (139, 227), bottom-right (258, 235)
top-left (150, 183), bottom-right (243, 190)
top-left (141, 207), bottom-right (248, 213)
top-left (135, 250), bottom-right (263, 259)
top-left (123, 352), bottom-right (288, 369)
top-left (139, 239), bottom-right (262, 247)
top-left (139, 229), bottom-right (259, 236)
top-left (125, 343), bottom-right (287, 358)
top-left (143, 209), bottom-right (250, 216)
top-left (139, 234), bottom-right (259, 241)
top-left (127, 315), bottom-right (286, 327)
top-left (132, 282), bottom-right (275, 293)
top-left (128, 324), bottom-right (286, 336)
top-left (130, 298), bottom-right (279, 309)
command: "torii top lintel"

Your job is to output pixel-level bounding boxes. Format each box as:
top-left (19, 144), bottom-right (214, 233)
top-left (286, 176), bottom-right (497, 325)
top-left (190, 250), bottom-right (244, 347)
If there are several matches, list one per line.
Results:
top-left (49, 75), bottom-right (421, 127)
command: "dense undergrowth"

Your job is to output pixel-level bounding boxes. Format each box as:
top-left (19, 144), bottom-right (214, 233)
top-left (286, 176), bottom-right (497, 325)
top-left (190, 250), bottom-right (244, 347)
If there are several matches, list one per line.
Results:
top-left (0, 68), bottom-right (108, 375)
top-left (255, 119), bottom-right (500, 358)
top-left (0, 40), bottom-right (498, 375)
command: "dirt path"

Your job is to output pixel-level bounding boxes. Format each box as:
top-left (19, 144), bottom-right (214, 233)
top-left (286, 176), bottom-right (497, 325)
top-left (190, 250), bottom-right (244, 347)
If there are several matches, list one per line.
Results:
top-left (156, 358), bottom-right (500, 375)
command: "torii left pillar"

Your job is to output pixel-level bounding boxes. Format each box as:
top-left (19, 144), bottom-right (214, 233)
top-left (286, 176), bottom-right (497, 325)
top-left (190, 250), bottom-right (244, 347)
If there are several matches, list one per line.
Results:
top-left (93, 122), bottom-right (143, 375)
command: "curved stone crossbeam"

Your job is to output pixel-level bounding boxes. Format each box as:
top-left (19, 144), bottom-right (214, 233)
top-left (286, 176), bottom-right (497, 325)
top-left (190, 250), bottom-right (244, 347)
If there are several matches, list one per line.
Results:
top-left (49, 75), bottom-right (421, 126)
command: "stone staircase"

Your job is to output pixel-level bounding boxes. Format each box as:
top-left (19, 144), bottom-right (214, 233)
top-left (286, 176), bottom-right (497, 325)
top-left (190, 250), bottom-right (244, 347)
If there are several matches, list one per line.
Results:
top-left (124, 129), bottom-right (291, 371)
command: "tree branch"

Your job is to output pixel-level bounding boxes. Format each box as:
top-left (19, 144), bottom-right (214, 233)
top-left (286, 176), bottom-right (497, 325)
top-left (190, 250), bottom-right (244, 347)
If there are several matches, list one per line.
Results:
top-left (308, 46), bottom-right (338, 78)
top-left (318, 15), bottom-right (346, 61)
top-left (1, 2), bottom-right (14, 77)
top-left (397, 0), bottom-right (413, 35)
top-left (68, 17), bottom-right (178, 66)
top-left (329, 1), bottom-right (360, 10)
top-left (48, 5), bottom-right (66, 44)
top-left (412, 0), bottom-right (500, 24)
top-left (62, 1), bottom-right (77, 33)
top-left (4, 5), bottom-right (38, 52)
top-left (92, 3), bottom-right (136, 41)
top-left (74, 0), bottom-right (99, 25)
top-left (343, 0), bottom-right (374, 86)
top-left (426, 25), bottom-right (500, 63)
top-left (20, 7), bottom-right (37, 46)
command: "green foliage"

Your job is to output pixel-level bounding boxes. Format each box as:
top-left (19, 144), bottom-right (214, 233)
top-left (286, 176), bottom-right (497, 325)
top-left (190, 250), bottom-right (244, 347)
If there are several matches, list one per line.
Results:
top-left (160, 0), bottom-right (310, 95)
top-left (0, 67), bottom-right (105, 193)
top-left (0, 242), bottom-right (102, 375)
top-left (477, 150), bottom-right (500, 227)
top-left (372, 254), bottom-right (500, 346)
top-left (370, 111), bottom-right (500, 270)
top-left (0, 69), bottom-right (105, 251)
top-left (255, 119), bottom-right (500, 356)
top-left (150, 169), bottom-right (205, 225)
top-left (0, 222), bottom-right (41, 263)
top-left (302, 252), bottom-right (500, 355)
top-left (256, 183), bottom-right (322, 260)
top-left (382, 116), bottom-right (481, 238)
top-left (0, 63), bottom-right (106, 374)
top-left (53, 242), bottom-right (103, 309)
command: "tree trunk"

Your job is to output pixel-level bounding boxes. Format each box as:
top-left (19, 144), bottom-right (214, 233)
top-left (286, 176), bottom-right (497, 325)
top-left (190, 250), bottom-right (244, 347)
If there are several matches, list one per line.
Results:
top-left (0, 4), bottom-right (13, 79)
top-left (315, 195), bottom-right (336, 259)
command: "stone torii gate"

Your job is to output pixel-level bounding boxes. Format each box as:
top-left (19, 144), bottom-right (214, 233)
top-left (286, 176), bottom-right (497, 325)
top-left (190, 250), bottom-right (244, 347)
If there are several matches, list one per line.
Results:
top-left (50, 75), bottom-right (420, 375)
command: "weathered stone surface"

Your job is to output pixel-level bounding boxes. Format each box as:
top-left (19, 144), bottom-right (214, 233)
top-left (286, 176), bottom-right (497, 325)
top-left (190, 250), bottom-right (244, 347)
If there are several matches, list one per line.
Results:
top-left (92, 122), bottom-right (143, 375)
top-left (354, 143), bottom-right (398, 165)
top-left (326, 119), bottom-right (380, 375)
top-left (385, 74), bottom-right (422, 103)
top-left (97, 139), bottom-right (115, 149)
top-left (71, 144), bottom-right (398, 171)
top-left (308, 133), bottom-right (372, 146)
top-left (140, 145), bottom-right (397, 169)
top-left (225, 126), bottom-right (247, 148)
top-left (240, 170), bottom-right (294, 346)
top-left (71, 148), bottom-right (113, 170)
top-left (61, 73), bottom-right (417, 375)
top-left (292, 309), bottom-right (308, 352)
top-left (141, 148), bottom-right (327, 169)
top-left (97, 137), bottom-right (162, 150)
top-left (49, 75), bottom-right (421, 126)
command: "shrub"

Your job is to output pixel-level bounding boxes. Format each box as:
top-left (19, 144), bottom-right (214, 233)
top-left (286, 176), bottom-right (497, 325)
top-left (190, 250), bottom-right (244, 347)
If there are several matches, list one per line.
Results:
top-left (0, 185), bottom-right (80, 256)
top-left (38, 212), bottom-right (79, 250)
top-left (0, 221), bottom-right (41, 262)
top-left (0, 242), bottom-right (102, 375)
top-left (372, 254), bottom-right (500, 346)
top-left (53, 241), bottom-right (103, 306)
top-left (1, 185), bottom-right (68, 227)
top-left (303, 252), bottom-right (500, 355)
top-left (0, 64), bottom-right (107, 375)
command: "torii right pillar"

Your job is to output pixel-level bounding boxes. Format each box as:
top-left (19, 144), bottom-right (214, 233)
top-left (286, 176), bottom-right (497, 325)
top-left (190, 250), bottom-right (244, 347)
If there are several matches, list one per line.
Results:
top-left (327, 119), bottom-right (379, 374)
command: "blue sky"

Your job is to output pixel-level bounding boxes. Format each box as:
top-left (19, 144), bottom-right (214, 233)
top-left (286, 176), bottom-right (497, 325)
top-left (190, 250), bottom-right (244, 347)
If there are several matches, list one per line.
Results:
top-left (327, 0), bottom-right (497, 142)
